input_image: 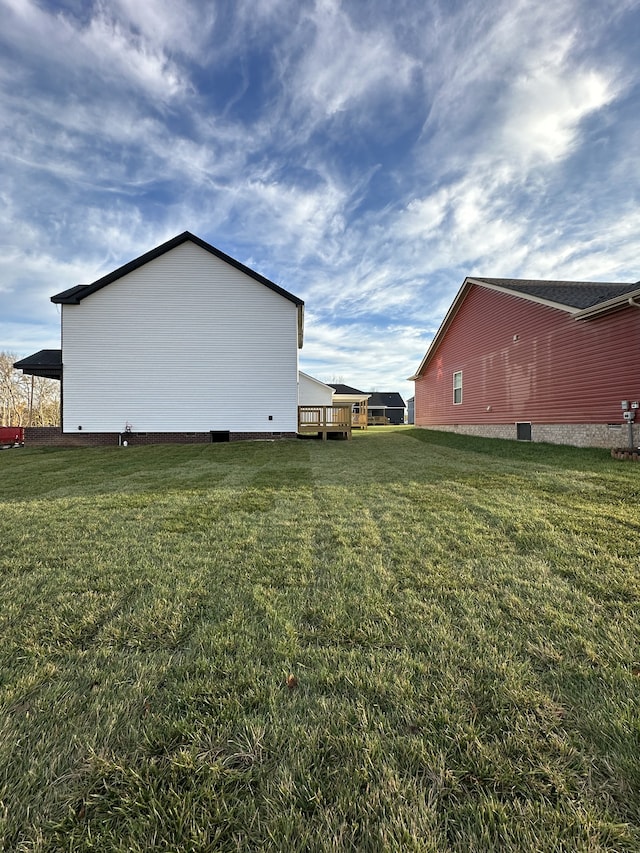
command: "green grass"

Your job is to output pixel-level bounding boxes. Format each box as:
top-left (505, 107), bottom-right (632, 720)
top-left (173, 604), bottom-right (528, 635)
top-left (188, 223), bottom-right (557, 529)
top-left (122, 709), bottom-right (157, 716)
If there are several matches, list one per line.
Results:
top-left (1, 427), bottom-right (639, 852)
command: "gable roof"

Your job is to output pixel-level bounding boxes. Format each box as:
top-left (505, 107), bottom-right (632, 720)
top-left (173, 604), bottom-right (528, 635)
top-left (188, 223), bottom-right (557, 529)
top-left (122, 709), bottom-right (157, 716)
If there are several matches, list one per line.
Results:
top-left (410, 275), bottom-right (640, 380)
top-left (367, 392), bottom-right (405, 408)
top-left (52, 231), bottom-right (304, 306)
top-left (51, 231), bottom-right (305, 347)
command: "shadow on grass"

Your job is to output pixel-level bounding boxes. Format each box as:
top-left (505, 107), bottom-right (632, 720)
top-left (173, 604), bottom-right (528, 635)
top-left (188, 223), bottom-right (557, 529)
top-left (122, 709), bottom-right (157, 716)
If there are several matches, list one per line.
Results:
top-left (403, 427), bottom-right (615, 468)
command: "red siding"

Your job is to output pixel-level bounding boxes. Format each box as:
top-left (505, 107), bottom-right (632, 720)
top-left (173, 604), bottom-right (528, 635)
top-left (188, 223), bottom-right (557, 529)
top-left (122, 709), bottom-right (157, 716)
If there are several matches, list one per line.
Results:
top-left (415, 285), bottom-right (640, 425)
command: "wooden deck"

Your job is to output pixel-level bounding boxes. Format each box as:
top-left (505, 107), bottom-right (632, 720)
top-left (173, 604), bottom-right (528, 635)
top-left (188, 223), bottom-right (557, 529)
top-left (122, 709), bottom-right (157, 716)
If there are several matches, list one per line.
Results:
top-left (352, 409), bottom-right (368, 429)
top-left (331, 394), bottom-right (369, 429)
top-left (298, 405), bottom-right (352, 440)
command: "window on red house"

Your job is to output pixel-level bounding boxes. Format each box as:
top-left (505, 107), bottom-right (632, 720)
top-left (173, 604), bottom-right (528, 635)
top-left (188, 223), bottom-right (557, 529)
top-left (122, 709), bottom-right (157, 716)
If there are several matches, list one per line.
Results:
top-left (453, 371), bottom-right (462, 404)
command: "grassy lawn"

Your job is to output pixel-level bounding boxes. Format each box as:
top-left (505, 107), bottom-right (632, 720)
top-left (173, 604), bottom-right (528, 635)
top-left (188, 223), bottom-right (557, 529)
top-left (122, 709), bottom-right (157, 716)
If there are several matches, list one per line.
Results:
top-left (1, 427), bottom-right (639, 852)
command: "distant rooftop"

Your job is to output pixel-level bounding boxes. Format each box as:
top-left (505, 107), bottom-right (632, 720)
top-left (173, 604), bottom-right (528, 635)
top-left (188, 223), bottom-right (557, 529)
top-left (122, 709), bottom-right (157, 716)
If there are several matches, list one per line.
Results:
top-left (368, 392), bottom-right (405, 408)
top-left (329, 383), bottom-right (365, 395)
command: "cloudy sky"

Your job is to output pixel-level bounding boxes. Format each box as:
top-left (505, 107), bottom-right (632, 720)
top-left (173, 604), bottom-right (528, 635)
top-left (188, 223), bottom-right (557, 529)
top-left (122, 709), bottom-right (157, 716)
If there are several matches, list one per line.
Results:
top-left (2, 0), bottom-right (639, 401)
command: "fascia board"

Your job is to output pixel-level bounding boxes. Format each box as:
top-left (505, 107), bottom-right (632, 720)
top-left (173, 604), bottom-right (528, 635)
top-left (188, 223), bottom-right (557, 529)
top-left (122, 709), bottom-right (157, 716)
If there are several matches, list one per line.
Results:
top-left (466, 278), bottom-right (580, 315)
top-left (573, 287), bottom-right (640, 320)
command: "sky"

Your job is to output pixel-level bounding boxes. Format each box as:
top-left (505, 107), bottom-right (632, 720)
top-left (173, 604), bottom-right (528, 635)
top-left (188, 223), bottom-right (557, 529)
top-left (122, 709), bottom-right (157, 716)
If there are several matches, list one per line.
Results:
top-left (1, 0), bottom-right (639, 403)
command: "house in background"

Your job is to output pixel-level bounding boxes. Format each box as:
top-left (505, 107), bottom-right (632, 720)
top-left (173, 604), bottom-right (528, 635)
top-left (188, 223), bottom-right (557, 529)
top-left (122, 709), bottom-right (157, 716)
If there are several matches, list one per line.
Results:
top-left (328, 384), bottom-right (370, 429)
top-left (407, 396), bottom-right (415, 424)
top-left (327, 384), bottom-right (406, 426)
top-left (410, 276), bottom-right (640, 448)
top-left (367, 392), bottom-right (406, 425)
top-left (15, 232), bottom-right (304, 445)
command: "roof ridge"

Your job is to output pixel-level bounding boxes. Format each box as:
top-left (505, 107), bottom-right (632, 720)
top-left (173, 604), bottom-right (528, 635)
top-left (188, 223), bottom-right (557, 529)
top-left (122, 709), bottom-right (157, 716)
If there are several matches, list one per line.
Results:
top-left (51, 232), bottom-right (304, 307)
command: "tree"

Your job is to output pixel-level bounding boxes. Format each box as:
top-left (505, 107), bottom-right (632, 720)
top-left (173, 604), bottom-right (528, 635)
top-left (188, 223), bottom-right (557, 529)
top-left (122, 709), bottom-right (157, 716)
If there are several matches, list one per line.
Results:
top-left (0, 352), bottom-right (60, 426)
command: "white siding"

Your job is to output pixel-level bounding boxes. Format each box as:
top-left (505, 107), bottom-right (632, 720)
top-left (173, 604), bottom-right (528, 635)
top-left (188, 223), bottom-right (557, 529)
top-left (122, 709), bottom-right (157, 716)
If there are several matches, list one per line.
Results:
top-left (298, 372), bottom-right (334, 406)
top-left (62, 241), bottom-right (300, 433)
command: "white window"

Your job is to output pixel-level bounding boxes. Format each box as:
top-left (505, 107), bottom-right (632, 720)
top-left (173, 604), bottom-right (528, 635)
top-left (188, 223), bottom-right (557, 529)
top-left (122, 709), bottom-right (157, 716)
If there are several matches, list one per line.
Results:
top-left (453, 371), bottom-right (462, 404)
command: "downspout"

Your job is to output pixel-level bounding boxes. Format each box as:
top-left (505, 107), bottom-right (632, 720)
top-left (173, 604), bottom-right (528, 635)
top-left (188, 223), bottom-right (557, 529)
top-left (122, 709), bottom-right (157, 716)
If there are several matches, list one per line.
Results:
top-left (629, 296), bottom-right (640, 308)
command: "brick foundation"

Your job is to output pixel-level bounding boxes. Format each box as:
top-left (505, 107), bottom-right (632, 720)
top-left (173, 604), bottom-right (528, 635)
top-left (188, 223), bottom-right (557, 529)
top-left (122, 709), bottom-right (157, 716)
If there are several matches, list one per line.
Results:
top-left (24, 428), bottom-right (297, 447)
top-left (417, 422), bottom-right (633, 449)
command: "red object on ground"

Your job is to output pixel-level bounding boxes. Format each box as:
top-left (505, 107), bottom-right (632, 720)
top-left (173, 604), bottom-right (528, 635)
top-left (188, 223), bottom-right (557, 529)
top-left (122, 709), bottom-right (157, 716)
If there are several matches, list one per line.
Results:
top-left (0, 426), bottom-right (24, 446)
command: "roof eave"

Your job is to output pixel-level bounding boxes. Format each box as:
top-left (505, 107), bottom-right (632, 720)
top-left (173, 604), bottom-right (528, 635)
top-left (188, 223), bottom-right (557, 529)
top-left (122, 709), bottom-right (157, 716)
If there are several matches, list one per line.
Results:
top-left (573, 288), bottom-right (640, 320)
top-left (13, 349), bottom-right (63, 380)
top-left (466, 278), bottom-right (580, 314)
top-left (332, 393), bottom-right (371, 402)
top-left (51, 285), bottom-right (86, 304)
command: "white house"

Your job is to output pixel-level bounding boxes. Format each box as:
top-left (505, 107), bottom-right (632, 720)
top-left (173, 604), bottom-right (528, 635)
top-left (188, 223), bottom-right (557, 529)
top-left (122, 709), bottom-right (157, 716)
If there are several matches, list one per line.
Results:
top-left (297, 371), bottom-right (334, 406)
top-left (16, 232), bottom-right (305, 443)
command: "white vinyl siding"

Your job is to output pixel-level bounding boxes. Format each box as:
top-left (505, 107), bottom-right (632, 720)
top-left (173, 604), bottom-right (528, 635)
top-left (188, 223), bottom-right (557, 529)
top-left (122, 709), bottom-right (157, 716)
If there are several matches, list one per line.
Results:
top-left (298, 372), bottom-right (334, 406)
top-left (62, 241), bottom-right (300, 433)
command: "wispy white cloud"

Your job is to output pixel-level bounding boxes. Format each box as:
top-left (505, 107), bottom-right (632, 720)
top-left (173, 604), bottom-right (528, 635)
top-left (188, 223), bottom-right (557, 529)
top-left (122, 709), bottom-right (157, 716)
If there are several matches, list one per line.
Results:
top-left (293, 0), bottom-right (418, 118)
top-left (109, 0), bottom-right (217, 58)
top-left (2, 0), bottom-right (190, 100)
top-left (499, 59), bottom-right (617, 166)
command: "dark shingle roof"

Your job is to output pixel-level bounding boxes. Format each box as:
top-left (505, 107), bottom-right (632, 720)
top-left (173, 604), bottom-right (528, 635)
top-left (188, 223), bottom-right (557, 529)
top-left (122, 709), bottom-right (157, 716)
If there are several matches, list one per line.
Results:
top-left (329, 383), bottom-right (365, 395)
top-left (472, 278), bottom-right (640, 310)
top-left (367, 392), bottom-right (405, 408)
top-left (51, 284), bottom-right (88, 302)
top-left (13, 349), bottom-right (62, 379)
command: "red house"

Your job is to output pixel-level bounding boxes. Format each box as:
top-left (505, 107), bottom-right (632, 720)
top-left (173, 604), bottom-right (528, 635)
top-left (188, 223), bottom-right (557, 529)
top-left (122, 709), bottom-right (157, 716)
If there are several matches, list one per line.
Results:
top-left (410, 277), bottom-right (640, 447)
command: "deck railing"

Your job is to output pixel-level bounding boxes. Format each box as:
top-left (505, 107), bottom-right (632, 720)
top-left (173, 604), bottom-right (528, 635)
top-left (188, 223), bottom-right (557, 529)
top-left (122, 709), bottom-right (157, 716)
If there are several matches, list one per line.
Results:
top-left (298, 405), bottom-right (352, 440)
top-left (352, 410), bottom-right (368, 429)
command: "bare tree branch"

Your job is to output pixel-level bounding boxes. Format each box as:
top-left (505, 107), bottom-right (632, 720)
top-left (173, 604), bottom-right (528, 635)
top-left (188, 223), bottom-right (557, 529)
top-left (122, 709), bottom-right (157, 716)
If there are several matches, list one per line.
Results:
top-left (0, 353), bottom-right (60, 426)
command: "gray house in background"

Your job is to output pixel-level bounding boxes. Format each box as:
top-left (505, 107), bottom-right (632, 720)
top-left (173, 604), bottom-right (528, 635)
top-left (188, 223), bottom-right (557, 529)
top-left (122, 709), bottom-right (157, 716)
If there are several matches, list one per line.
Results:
top-left (327, 386), bottom-right (406, 425)
top-left (367, 392), bottom-right (406, 425)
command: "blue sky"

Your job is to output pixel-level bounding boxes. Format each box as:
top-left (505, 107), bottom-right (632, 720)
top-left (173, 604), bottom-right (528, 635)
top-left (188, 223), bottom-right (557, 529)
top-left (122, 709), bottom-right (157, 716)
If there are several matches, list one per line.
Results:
top-left (2, 0), bottom-right (639, 402)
